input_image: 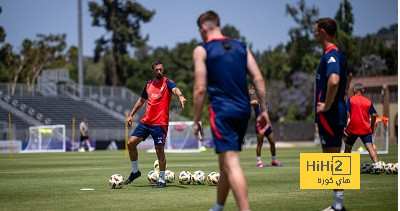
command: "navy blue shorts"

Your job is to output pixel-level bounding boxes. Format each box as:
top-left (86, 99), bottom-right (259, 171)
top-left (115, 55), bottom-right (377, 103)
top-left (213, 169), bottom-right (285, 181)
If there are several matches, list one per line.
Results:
top-left (131, 122), bottom-right (168, 146)
top-left (317, 123), bottom-right (344, 148)
top-left (255, 124), bottom-right (273, 137)
top-left (345, 134), bottom-right (373, 146)
top-left (210, 116), bottom-right (248, 154)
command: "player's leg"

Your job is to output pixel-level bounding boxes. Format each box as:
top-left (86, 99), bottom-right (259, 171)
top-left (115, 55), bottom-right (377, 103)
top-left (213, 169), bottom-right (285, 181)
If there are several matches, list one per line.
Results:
top-left (361, 134), bottom-right (380, 171)
top-left (219, 150), bottom-right (249, 211)
top-left (318, 123), bottom-right (345, 211)
top-left (256, 133), bottom-right (265, 167)
top-left (85, 138), bottom-right (95, 152)
top-left (343, 134), bottom-right (357, 153)
top-left (266, 128), bottom-right (282, 167)
top-left (78, 136), bottom-right (85, 152)
top-left (151, 125), bottom-right (168, 188)
top-left (124, 123), bottom-right (149, 185)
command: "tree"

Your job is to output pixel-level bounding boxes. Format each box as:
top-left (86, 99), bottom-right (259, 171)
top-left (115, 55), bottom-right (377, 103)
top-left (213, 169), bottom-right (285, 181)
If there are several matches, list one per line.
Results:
top-left (334, 0), bottom-right (357, 72)
top-left (285, 0), bottom-right (319, 73)
top-left (356, 54), bottom-right (388, 76)
top-left (88, 0), bottom-right (155, 86)
top-left (20, 34), bottom-right (66, 92)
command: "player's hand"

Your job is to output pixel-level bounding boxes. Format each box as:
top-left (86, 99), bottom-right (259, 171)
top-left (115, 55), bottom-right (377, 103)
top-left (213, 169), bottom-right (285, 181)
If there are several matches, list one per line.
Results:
top-left (193, 122), bottom-right (203, 141)
top-left (343, 127), bottom-right (348, 137)
top-left (126, 115), bottom-right (133, 127)
top-left (179, 96), bottom-right (187, 108)
top-left (316, 102), bottom-right (330, 113)
top-left (256, 111), bottom-right (270, 135)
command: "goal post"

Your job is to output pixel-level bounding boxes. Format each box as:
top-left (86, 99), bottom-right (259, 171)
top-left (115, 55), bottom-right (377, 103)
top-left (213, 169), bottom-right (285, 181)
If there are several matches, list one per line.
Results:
top-left (21, 125), bottom-right (66, 153)
top-left (343, 116), bottom-right (389, 154)
top-left (147, 121), bottom-right (201, 153)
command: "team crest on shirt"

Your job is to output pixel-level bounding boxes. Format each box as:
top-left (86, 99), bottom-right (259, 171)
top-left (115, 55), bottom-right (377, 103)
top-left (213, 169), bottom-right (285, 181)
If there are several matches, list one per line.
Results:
top-left (327, 57), bottom-right (336, 64)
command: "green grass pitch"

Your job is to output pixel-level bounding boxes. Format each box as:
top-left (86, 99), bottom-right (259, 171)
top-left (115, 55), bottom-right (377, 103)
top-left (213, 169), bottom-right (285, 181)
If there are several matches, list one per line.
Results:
top-left (0, 146), bottom-right (397, 210)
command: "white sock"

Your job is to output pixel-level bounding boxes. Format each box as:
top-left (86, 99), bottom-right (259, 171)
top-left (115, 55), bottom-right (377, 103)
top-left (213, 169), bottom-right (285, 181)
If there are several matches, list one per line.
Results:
top-left (257, 156), bottom-right (262, 162)
top-left (374, 162), bottom-right (380, 168)
top-left (333, 191), bottom-right (344, 210)
top-left (159, 171), bottom-right (165, 183)
top-left (213, 203), bottom-right (224, 211)
top-left (272, 156), bottom-right (276, 162)
top-left (131, 161), bottom-right (138, 173)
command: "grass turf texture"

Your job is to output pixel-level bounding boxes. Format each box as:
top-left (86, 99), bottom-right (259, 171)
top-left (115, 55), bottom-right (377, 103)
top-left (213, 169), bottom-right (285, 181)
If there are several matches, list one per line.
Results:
top-left (0, 146), bottom-right (397, 210)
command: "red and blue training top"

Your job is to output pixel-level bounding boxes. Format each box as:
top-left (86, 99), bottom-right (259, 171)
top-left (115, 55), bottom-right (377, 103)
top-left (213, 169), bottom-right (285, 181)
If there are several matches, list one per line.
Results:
top-left (346, 94), bottom-right (377, 135)
top-left (140, 77), bottom-right (177, 126)
top-left (315, 45), bottom-right (349, 130)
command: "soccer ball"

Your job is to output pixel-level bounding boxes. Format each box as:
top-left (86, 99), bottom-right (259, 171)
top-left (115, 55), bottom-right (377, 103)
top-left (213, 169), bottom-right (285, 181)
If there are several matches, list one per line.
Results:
top-left (191, 170), bottom-right (205, 185)
top-left (207, 172), bottom-right (220, 186)
top-left (385, 163), bottom-right (395, 175)
top-left (378, 161), bottom-right (386, 169)
top-left (153, 159), bottom-right (167, 171)
top-left (394, 163), bottom-right (398, 174)
top-left (165, 170), bottom-right (175, 183)
top-left (109, 174), bottom-right (124, 189)
top-left (148, 170), bottom-right (159, 183)
top-left (371, 161), bottom-right (385, 174)
top-left (178, 171), bottom-right (192, 185)
top-left (360, 162), bottom-right (371, 174)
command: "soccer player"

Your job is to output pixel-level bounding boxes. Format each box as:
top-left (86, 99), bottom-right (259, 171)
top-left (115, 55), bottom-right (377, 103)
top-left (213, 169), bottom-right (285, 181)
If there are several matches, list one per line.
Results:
top-left (314, 18), bottom-right (351, 211)
top-left (249, 87), bottom-right (282, 167)
top-left (124, 60), bottom-right (186, 188)
top-left (79, 117), bottom-right (95, 152)
top-left (343, 83), bottom-right (381, 170)
top-left (193, 11), bottom-right (270, 211)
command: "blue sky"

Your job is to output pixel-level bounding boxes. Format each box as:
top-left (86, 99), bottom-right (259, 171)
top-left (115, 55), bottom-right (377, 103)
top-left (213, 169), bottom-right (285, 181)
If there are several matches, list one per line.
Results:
top-left (0, 0), bottom-right (397, 57)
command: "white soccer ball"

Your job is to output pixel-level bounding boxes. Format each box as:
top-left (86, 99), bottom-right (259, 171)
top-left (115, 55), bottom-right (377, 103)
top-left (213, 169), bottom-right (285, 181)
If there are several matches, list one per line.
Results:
top-left (207, 172), bottom-right (220, 186)
top-left (109, 174), bottom-right (124, 189)
top-left (178, 171), bottom-right (192, 185)
top-left (191, 170), bottom-right (206, 185)
top-left (165, 170), bottom-right (175, 183)
top-left (371, 161), bottom-right (385, 174)
top-left (385, 163), bottom-right (395, 175)
top-left (394, 163), bottom-right (398, 174)
top-left (153, 159), bottom-right (167, 171)
top-left (148, 170), bottom-right (159, 184)
top-left (360, 162), bottom-right (371, 174)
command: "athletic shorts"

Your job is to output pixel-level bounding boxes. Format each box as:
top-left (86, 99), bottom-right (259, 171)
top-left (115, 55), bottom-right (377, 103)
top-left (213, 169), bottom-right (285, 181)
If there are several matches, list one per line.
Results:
top-left (255, 124), bottom-right (273, 137)
top-left (317, 123), bottom-right (344, 148)
top-left (210, 116), bottom-right (248, 154)
top-left (132, 122), bottom-right (168, 146)
top-left (345, 134), bottom-right (373, 146)
top-left (80, 135), bottom-right (89, 143)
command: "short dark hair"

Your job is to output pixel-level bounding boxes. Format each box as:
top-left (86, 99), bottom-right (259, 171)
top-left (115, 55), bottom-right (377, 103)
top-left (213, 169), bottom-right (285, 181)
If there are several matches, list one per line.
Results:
top-left (151, 60), bottom-right (163, 70)
top-left (197, 10), bottom-right (220, 28)
top-left (316, 18), bottom-right (337, 37)
top-left (354, 83), bottom-right (364, 92)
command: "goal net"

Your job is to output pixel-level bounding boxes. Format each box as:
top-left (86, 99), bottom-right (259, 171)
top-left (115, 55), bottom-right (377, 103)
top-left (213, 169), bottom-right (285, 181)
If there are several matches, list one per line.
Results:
top-left (147, 121), bottom-right (201, 153)
top-left (21, 125), bottom-right (66, 153)
top-left (344, 116), bottom-right (389, 154)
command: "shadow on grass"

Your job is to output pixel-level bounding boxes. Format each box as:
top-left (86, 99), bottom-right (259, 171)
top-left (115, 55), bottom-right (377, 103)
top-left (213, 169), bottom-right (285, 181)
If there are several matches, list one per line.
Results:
top-left (125, 184), bottom-right (188, 189)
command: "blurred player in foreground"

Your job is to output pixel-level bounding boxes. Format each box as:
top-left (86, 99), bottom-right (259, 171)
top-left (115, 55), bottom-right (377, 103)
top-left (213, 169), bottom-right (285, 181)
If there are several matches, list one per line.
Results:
top-left (249, 87), bottom-right (282, 168)
top-left (314, 18), bottom-right (351, 211)
top-left (124, 60), bottom-right (186, 188)
top-left (343, 83), bottom-right (381, 170)
top-left (193, 11), bottom-right (270, 211)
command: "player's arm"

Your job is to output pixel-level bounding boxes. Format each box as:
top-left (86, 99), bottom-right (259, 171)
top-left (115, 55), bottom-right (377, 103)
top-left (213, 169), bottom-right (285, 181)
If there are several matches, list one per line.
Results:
top-left (246, 48), bottom-right (270, 134)
top-left (317, 73), bottom-right (339, 113)
top-left (192, 45), bottom-right (207, 140)
top-left (172, 87), bottom-right (187, 108)
top-left (126, 97), bottom-right (146, 127)
top-left (370, 103), bottom-right (378, 134)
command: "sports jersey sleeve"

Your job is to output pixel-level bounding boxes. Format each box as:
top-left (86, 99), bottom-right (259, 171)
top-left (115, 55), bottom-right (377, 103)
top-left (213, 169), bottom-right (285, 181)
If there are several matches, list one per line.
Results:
top-left (141, 84), bottom-right (148, 99)
top-left (325, 52), bottom-right (340, 77)
top-left (369, 103), bottom-right (377, 114)
top-left (346, 98), bottom-right (351, 112)
top-left (166, 79), bottom-right (177, 93)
